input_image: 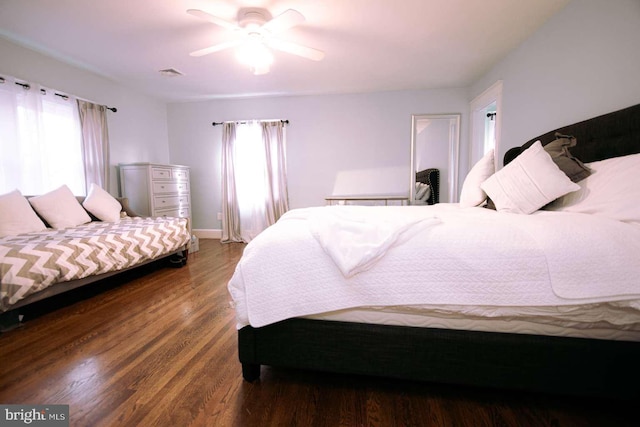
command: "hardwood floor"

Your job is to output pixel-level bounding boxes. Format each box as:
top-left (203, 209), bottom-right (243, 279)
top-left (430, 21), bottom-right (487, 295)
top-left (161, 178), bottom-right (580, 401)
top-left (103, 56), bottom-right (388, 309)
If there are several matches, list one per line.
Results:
top-left (0, 239), bottom-right (635, 426)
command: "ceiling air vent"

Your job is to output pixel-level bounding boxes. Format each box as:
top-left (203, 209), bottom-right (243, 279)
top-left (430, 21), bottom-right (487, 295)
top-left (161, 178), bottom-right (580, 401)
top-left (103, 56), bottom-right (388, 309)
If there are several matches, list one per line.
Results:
top-left (159, 68), bottom-right (184, 77)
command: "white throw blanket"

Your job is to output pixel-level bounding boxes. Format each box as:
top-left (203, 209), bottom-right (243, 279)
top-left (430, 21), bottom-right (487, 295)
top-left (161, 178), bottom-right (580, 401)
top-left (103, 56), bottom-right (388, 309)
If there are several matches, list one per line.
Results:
top-left (306, 206), bottom-right (440, 277)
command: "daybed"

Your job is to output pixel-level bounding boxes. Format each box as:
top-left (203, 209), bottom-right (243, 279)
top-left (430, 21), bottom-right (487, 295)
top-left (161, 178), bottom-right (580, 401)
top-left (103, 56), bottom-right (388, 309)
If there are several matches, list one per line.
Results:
top-left (228, 103), bottom-right (640, 399)
top-left (0, 186), bottom-right (190, 320)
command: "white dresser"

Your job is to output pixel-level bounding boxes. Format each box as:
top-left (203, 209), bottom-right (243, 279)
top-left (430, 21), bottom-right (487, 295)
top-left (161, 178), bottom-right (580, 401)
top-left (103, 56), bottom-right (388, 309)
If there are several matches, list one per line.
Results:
top-left (119, 163), bottom-right (191, 224)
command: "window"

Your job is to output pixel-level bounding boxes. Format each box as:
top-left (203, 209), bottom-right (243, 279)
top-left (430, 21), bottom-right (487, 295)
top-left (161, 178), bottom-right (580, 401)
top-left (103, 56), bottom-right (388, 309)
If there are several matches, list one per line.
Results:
top-left (0, 76), bottom-right (85, 195)
top-left (484, 101), bottom-right (497, 154)
top-left (234, 122), bottom-right (269, 218)
top-left (469, 80), bottom-right (502, 170)
top-left (221, 120), bottom-right (289, 243)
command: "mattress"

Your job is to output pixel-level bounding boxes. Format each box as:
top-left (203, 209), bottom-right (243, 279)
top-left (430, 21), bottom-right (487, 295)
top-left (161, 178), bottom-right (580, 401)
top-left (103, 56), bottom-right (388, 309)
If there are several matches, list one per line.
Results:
top-left (306, 301), bottom-right (640, 342)
top-left (0, 216), bottom-right (190, 311)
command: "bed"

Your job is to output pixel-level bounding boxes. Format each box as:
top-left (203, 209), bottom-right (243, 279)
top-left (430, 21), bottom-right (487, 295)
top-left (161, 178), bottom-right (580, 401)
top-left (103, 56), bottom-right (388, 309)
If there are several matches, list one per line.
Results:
top-left (228, 103), bottom-right (640, 399)
top-left (0, 191), bottom-right (190, 317)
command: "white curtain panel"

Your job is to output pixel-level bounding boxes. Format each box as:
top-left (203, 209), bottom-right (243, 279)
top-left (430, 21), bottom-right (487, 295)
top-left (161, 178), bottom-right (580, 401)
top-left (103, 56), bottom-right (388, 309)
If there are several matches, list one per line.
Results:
top-left (0, 76), bottom-right (85, 195)
top-left (221, 120), bottom-right (290, 243)
top-left (261, 121), bottom-right (289, 225)
top-left (235, 121), bottom-right (268, 242)
top-left (77, 100), bottom-right (110, 191)
top-left (221, 122), bottom-right (243, 243)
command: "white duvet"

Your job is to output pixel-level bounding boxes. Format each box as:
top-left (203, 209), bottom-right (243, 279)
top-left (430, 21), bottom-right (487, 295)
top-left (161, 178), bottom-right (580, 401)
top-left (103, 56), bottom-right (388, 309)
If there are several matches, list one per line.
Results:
top-left (228, 204), bottom-right (640, 328)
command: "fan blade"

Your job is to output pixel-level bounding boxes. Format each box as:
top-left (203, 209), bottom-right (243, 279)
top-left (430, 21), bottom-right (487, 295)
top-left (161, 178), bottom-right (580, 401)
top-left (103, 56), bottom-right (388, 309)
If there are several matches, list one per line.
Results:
top-left (190, 40), bottom-right (243, 57)
top-left (187, 9), bottom-right (240, 31)
top-left (268, 39), bottom-right (325, 61)
top-left (262, 9), bottom-right (305, 34)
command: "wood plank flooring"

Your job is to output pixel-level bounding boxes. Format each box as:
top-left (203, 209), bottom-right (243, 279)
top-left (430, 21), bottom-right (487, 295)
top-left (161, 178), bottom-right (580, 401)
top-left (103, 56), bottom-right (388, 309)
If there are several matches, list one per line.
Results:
top-left (0, 239), bottom-right (635, 426)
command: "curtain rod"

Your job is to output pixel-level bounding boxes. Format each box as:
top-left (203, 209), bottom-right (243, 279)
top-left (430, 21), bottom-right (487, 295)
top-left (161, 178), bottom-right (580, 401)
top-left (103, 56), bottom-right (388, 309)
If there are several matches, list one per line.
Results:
top-left (0, 76), bottom-right (117, 112)
top-left (212, 119), bottom-right (289, 126)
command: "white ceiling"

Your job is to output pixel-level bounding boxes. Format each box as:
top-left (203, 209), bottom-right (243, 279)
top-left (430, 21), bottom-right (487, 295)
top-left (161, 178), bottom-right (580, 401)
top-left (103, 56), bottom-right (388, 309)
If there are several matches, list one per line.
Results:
top-left (0, 0), bottom-right (570, 102)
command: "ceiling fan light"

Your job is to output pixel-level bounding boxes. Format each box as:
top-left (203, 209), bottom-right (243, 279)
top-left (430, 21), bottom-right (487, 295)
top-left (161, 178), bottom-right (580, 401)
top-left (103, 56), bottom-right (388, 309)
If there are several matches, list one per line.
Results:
top-left (235, 41), bottom-right (274, 74)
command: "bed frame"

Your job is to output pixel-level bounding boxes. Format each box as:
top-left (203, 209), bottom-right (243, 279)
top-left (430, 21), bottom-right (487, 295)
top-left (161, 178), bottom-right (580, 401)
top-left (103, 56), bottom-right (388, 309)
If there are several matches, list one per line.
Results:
top-left (238, 103), bottom-right (640, 399)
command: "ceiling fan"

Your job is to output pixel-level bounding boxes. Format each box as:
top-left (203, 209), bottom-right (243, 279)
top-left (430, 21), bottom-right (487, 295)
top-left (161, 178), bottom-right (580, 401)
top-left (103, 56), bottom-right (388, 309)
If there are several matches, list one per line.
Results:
top-left (187, 7), bottom-right (325, 74)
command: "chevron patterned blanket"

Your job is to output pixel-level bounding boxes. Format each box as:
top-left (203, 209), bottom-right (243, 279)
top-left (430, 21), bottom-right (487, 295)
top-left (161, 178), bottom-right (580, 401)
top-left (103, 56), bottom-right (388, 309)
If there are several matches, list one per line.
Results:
top-left (0, 216), bottom-right (190, 312)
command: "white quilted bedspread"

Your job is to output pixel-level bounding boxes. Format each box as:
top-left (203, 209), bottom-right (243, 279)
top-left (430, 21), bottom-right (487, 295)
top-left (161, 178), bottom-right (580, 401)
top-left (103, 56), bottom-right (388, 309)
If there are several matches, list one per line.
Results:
top-left (228, 204), bottom-right (640, 328)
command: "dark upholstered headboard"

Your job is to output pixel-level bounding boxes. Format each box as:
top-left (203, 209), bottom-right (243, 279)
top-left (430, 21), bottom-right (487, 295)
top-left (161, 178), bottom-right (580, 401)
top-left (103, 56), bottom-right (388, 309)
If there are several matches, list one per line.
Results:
top-left (416, 168), bottom-right (439, 204)
top-left (504, 103), bottom-right (640, 166)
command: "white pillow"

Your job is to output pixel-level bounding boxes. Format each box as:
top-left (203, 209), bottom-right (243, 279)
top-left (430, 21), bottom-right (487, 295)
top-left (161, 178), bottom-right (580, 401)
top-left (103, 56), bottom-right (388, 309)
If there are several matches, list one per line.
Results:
top-left (82, 183), bottom-right (122, 222)
top-left (544, 152), bottom-right (640, 225)
top-left (481, 141), bottom-right (580, 214)
top-left (0, 189), bottom-right (47, 237)
top-left (29, 185), bottom-right (91, 229)
top-left (459, 149), bottom-right (495, 207)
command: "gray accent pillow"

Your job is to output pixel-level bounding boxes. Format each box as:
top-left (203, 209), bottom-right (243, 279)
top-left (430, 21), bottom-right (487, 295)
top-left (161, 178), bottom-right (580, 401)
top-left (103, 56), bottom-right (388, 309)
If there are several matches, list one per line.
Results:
top-left (543, 133), bottom-right (592, 182)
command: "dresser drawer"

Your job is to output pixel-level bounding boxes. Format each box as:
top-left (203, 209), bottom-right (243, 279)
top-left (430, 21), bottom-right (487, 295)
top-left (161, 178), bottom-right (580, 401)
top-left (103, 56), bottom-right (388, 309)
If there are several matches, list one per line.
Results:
top-left (172, 168), bottom-right (189, 181)
top-left (154, 195), bottom-right (189, 209)
top-left (152, 182), bottom-right (189, 194)
top-left (155, 207), bottom-right (190, 219)
top-left (151, 167), bottom-right (172, 180)
top-left (152, 166), bottom-right (188, 181)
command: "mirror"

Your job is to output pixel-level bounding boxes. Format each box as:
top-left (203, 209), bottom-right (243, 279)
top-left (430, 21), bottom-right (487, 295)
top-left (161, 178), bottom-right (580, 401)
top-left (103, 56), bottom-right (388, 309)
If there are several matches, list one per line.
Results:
top-left (410, 113), bottom-right (460, 204)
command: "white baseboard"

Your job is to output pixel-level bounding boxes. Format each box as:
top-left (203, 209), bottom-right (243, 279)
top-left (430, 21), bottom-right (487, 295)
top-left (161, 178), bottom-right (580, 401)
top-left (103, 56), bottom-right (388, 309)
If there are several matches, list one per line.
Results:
top-left (193, 229), bottom-right (222, 239)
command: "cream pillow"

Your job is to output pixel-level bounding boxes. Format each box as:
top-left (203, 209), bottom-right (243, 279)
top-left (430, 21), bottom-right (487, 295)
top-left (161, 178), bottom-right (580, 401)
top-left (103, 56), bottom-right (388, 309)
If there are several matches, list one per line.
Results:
top-left (29, 185), bottom-right (91, 229)
top-left (83, 183), bottom-right (122, 222)
top-left (0, 190), bottom-right (47, 237)
top-left (459, 149), bottom-right (495, 207)
top-left (481, 141), bottom-right (580, 214)
top-left (544, 152), bottom-right (640, 225)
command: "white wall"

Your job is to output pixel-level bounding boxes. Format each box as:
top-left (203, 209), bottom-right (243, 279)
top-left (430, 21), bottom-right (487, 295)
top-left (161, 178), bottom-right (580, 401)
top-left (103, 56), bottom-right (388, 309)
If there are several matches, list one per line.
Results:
top-left (167, 89), bottom-right (468, 230)
top-left (470, 0), bottom-right (640, 165)
top-left (0, 36), bottom-right (170, 194)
